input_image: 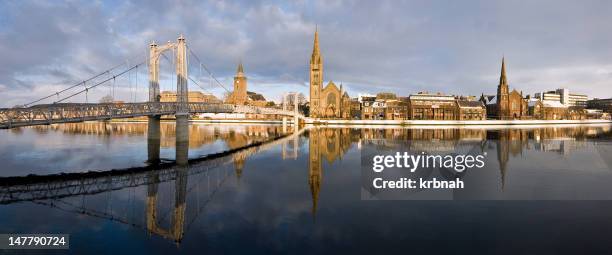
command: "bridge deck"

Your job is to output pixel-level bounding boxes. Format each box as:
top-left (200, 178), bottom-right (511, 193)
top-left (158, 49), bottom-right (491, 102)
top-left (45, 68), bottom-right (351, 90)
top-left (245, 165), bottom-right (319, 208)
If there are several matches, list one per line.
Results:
top-left (0, 102), bottom-right (301, 129)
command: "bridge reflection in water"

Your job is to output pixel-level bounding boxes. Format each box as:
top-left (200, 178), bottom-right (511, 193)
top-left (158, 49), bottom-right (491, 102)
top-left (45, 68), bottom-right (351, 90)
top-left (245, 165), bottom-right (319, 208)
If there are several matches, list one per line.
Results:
top-left (1, 124), bottom-right (611, 244)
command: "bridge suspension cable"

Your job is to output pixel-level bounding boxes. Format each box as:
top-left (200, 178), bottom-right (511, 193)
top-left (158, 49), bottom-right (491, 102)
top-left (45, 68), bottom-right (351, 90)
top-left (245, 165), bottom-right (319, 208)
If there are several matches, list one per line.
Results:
top-left (55, 62), bottom-right (145, 103)
top-left (158, 50), bottom-right (210, 94)
top-left (157, 50), bottom-right (211, 94)
top-left (188, 76), bottom-right (210, 92)
top-left (23, 62), bottom-right (129, 107)
top-left (187, 46), bottom-right (230, 93)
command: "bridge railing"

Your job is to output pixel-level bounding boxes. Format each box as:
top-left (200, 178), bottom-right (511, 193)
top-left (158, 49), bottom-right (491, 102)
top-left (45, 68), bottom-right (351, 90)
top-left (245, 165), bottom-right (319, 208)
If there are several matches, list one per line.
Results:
top-left (0, 102), bottom-right (226, 128)
top-left (0, 102), bottom-right (304, 129)
top-left (232, 105), bottom-right (304, 118)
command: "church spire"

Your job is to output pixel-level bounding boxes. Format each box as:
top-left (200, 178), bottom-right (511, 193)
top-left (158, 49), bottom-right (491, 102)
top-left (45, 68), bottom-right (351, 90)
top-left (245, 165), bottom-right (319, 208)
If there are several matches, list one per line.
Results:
top-left (312, 26), bottom-right (320, 57)
top-left (499, 56), bottom-right (507, 87)
top-left (309, 25), bottom-right (323, 118)
top-left (236, 61), bottom-right (244, 77)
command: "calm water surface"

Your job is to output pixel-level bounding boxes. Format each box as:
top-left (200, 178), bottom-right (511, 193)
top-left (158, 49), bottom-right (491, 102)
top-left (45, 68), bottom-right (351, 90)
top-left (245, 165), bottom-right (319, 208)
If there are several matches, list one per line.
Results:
top-left (0, 122), bottom-right (611, 254)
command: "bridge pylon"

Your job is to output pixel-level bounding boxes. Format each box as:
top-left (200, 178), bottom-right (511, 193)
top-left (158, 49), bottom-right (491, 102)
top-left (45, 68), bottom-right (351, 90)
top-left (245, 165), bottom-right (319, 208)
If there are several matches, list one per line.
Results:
top-left (147, 35), bottom-right (190, 163)
top-left (148, 35), bottom-right (188, 107)
top-left (175, 35), bottom-right (188, 116)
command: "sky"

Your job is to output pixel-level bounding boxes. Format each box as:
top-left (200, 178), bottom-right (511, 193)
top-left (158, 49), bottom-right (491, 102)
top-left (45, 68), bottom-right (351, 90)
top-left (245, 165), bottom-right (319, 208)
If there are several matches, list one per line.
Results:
top-left (0, 0), bottom-right (611, 107)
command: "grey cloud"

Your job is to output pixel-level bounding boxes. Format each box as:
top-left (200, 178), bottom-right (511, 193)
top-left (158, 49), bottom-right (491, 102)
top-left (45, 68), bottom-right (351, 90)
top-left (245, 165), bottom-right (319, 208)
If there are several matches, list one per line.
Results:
top-left (0, 0), bottom-right (611, 107)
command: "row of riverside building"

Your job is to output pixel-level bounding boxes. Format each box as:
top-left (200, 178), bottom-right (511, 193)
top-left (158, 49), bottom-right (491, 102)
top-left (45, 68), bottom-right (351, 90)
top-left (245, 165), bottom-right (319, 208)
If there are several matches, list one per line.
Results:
top-left (306, 28), bottom-right (611, 121)
top-left (164, 28), bottom-right (612, 121)
top-left (357, 92), bottom-right (487, 120)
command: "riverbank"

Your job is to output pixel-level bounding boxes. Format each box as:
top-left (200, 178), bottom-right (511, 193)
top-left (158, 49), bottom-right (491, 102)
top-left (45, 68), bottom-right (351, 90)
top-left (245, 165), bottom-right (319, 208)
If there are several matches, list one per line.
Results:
top-left (107, 117), bottom-right (612, 126)
top-left (304, 118), bottom-right (612, 125)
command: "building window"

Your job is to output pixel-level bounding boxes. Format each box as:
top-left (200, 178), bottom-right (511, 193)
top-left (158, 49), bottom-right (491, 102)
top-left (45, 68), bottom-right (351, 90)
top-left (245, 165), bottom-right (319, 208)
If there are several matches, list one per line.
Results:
top-left (327, 94), bottom-right (336, 107)
top-left (414, 108), bottom-right (424, 120)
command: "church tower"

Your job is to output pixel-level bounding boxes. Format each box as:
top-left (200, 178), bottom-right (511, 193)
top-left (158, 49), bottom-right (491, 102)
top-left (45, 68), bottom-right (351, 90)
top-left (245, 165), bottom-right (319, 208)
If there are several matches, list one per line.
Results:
top-left (496, 57), bottom-right (510, 119)
top-left (309, 28), bottom-right (323, 118)
top-left (232, 61), bottom-right (247, 105)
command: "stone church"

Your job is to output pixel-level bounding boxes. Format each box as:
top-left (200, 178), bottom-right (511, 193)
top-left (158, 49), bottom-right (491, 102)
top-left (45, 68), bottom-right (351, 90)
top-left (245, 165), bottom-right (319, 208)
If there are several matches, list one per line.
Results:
top-left (226, 62), bottom-right (247, 105)
top-left (481, 58), bottom-right (528, 119)
top-left (226, 62), bottom-right (267, 107)
top-left (309, 28), bottom-right (350, 119)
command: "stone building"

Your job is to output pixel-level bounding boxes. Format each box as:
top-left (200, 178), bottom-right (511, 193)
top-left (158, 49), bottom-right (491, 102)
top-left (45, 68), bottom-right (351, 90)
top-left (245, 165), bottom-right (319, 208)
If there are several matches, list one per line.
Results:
top-left (356, 93), bottom-right (485, 120)
top-left (528, 100), bottom-right (589, 120)
top-left (308, 28), bottom-right (350, 119)
top-left (349, 99), bottom-right (361, 119)
top-left (246, 91), bottom-right (268, 107)
top-left (226, 62), bottom-right (248, 105)
top-left (482, 58), bottom-right (528, 119)
top-left (456, 100), bottom-right (487, 120)
top-left (225, 62), bottom-right (269, 107)
top-left (160, 91), bottom-right (220, 103)
top-left (319, 81), bottom-right (350, 118)
top-left (567, 107), bottom-right (587, 120)
top-left (361, 96), bottom-right (385, 120)
top-left (407, 92), bottom-right (456, 120)
top-left (384, 98), bottom-right (409, 120)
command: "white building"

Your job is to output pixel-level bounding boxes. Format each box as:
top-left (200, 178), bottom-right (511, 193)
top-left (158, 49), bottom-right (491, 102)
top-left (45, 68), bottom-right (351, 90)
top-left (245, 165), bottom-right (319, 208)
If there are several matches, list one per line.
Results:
top-left (535, 88), bottom-right (588, 107)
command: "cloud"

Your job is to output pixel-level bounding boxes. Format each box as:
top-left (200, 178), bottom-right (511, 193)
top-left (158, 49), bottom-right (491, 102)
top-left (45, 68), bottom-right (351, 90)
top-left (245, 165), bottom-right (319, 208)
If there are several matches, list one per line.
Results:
top-left (0, 0), bottom-right (611, 107)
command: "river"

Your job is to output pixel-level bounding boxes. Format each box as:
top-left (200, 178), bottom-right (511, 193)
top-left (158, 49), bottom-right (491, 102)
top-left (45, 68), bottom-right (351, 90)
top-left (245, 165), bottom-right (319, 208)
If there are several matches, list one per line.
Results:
top-left (0, 122), bottom-right (611, 254)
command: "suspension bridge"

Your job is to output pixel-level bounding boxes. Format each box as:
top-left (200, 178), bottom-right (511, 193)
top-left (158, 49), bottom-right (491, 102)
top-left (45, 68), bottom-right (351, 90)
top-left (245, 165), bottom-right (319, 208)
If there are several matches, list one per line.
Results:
top-left (0, 35), bottom-right (303, 129)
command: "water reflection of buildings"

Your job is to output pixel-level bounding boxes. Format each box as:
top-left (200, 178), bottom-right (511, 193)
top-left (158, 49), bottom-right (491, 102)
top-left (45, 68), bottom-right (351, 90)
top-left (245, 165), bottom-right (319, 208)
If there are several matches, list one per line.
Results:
top-left (307, 125), bottom-right (611, 209)
top-left (36, 121), bottom-right (148, 136)
top-left (490, 125), bottom-right (610, 189)
top-left (24, 123), bottom-right (612, 201)
top-left (308, 128), bottom-right (352, 215)
top-left (491, 129), bottom-right (529, 189)
top-left (36, 122), bottom-right (285, 178)
top-left (37, 122), bottom-right (284, 149)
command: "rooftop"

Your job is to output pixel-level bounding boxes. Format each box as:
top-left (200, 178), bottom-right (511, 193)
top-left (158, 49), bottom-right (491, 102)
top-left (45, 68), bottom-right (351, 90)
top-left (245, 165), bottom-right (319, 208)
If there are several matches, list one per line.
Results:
top-left (457, 100), bottom-right (484, 108)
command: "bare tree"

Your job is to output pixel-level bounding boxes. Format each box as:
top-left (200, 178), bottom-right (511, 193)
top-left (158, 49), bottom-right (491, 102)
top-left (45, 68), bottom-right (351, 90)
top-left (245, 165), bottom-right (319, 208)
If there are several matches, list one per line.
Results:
top-left (99, 95), bottom-right (114, 103)
top-left (297, 93), bottom-right (306, 105)
top-left (283, 93), bottom-right (307, 107)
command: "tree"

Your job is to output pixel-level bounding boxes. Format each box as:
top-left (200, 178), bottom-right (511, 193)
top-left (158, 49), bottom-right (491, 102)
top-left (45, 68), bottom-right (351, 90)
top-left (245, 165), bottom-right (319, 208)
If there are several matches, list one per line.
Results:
top-left (297, 93), bottom-right (307, 105)
top-left (300, 103), bottom-right (310, 116)
top-left (99, 95), bottom-right (114, 103)
top-left (282, 92), bottom-right (307, 107)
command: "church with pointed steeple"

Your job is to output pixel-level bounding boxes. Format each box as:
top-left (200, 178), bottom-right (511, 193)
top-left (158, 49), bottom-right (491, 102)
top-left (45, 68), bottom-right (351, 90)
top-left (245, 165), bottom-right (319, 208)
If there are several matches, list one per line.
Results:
top-left (308, 27), bottom-right (350, 119)
top-left (227, 61), bottom-right (248, 105)
top-left (481, 57), bottom-right (528, 119)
